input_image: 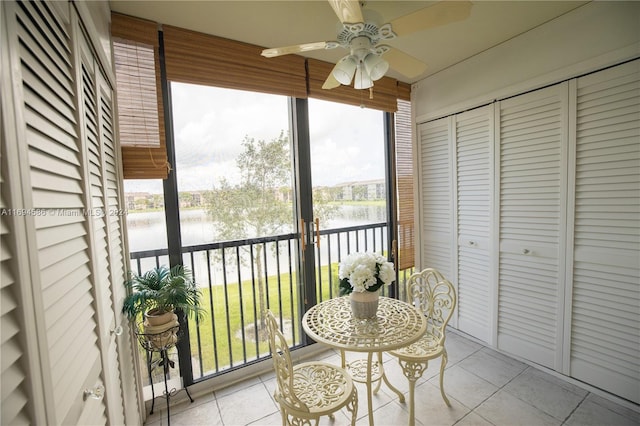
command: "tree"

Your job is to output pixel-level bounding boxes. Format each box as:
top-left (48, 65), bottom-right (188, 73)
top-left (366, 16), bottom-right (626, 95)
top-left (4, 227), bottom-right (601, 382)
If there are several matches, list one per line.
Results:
top-left (206, 131), bottom-right (293, 240)
top-left (205, 131), bottom-right (338, 338)
top-left (205, 131), bottom-right (304, 338)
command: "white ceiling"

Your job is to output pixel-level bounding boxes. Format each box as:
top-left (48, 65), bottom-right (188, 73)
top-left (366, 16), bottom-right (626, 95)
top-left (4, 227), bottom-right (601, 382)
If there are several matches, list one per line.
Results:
top-left (109, 0), bottom-right (589, 84)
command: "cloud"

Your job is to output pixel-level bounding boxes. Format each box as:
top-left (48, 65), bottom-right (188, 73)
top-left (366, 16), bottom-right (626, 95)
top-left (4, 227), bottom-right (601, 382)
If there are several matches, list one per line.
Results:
top-left (171, 83), bottom-right (290, 190)
top-left (309, 99), bottom-right (384, 186)
top-left (125, 83), bottom-right (387, 193)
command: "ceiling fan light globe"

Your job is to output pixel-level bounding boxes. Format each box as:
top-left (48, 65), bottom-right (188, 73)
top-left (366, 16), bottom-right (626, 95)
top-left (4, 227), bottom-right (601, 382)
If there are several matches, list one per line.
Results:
top-left (354, 66), bottom-right (373, 90)
top-left (364, 54), bottom-right (389, 81)
top-left (333, 56), bottom-right (357, 85)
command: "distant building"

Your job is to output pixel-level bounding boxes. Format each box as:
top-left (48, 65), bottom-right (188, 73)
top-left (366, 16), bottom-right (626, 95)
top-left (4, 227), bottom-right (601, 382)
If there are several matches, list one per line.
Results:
top-left (125, 192), bottom-right (164, 210)
top-left (335, 179), bottom-right (385, 201)
top-left (126, 181), bottom-right (385, 212)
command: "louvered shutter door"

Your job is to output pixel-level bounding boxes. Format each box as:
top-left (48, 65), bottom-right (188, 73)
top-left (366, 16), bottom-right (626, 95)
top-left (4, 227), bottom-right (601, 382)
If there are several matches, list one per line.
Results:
top-left (418, 118), bottom-right (454, 278)
top-left (99, 66), bottom-right (131, 425)
top-left (497, 84), bottom-right (568, 369)
top-left (77, 26), bottom-right (127, 424)
top-left (12, 1), bottom-right (105, 423)
top-left (456, 106), bottom-right (493, 343)
top-left (1, 148), bottom-right (31, 424)
top-left (570, 60), bottom-right (640, 403)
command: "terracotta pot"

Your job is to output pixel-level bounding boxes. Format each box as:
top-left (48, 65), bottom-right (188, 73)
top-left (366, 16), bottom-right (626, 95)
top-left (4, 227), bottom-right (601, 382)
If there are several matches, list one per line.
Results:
top-left (144, 308), bottom-right (175, 326)
top-left (143, 309), bottom-right (179, 350)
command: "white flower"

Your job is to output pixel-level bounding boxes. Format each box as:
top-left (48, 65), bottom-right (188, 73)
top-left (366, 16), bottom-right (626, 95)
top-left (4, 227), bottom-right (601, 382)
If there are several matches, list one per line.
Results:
top-left (339, 252), bottom-right (396, 294)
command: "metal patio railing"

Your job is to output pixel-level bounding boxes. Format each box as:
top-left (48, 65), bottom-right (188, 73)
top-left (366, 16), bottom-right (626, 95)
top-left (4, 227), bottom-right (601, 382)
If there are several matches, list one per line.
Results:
top-left (129, 222), bottom-right (414, 384)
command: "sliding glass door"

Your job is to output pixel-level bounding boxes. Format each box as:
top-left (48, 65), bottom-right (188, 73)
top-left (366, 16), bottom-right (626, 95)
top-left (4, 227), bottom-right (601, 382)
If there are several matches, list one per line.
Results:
top-left (170, 83), bottom-right (297, 380)
top-left (307, 99), bottom-right (389, 302)
top-left (124, 83), bottom-right (392, 384)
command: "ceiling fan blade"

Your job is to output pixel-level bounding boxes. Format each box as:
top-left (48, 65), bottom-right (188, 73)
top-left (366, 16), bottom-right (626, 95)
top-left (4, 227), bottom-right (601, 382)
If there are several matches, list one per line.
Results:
top-left (322, 70), bottom-right (342, 90)
top-left (327, 0), bottom-right (364, 24)
top-left (261, 41), bottom-right (330, 58)
top-left (383, 47), bottom-right (427, 79)
top-left (390, 1), bottom-right (473, 37)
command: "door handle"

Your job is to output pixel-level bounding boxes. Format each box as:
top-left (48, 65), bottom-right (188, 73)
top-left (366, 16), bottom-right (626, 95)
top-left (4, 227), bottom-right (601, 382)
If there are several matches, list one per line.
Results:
top-left (300, 218), bottom-right (306, 252)
top-left (83, 384), bottom-right (105, 401)
top-left (315, 218), bottom-right (320, 249)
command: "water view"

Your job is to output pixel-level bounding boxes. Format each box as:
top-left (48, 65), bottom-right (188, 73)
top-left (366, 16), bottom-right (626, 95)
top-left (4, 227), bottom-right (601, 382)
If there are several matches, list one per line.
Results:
top-left (126, 203), bottom-right (387, 252)
top-left (126, 203), bottom-right (389, 289)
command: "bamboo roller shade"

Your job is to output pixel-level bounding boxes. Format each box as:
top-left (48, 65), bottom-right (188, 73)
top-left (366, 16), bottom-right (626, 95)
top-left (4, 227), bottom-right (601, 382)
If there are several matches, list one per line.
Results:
top-left (112, 13), bottom-right (169, 179)
top-left (111, 12), bottom-right (412, 179)
top-left (162, 25), bottom-right (308, 99)
top-left (113, 40), bottom-right (160, 148)
top-left (395, 99), bottom-right (415, 270)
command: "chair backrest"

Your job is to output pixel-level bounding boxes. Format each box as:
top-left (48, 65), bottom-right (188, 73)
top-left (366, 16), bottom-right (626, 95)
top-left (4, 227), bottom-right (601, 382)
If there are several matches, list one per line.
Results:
top-left (266, 310), bottom-right (310, 413)
top-left (407, 268), bottom-right (457, 343)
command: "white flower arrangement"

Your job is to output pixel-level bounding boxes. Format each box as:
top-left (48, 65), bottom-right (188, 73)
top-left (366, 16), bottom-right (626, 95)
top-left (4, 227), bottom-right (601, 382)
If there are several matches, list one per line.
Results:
top-left (338, 252), bottom-right (396, 295)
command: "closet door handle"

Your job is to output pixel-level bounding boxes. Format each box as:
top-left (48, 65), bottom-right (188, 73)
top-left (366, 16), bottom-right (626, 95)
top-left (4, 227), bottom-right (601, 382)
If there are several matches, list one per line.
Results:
top-left (83, 384), bottom-right (105, 401)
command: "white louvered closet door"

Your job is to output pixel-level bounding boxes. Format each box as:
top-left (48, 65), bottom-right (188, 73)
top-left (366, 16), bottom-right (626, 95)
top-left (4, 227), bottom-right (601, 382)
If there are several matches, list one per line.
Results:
top-left (569, 59), bottom-right (640, 404)
top-left (99, 59), bottom-right (134, 425)
top-left (455, 106), bottom-right (493, 343)
top-left (0, 137), bottom-right (32, 424)
top-left (14, 1), bottom-right (107, 423)
top-left (76, 21), bottom-right (127, 425)
top-left (2, 1), bottom-right (130, 424)
top-left (418, 117), bottom-right (454, 279)
top-left (497, 83), bottom-right (568, 369)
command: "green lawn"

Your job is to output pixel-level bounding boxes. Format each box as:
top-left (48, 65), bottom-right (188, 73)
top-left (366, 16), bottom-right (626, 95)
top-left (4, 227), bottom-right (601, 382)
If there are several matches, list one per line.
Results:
top-left (186, 261), bottom-right (341, 376)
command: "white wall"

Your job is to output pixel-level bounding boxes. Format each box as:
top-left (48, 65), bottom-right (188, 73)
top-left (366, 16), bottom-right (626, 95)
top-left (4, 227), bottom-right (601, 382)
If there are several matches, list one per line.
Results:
top-left (413, 1), bottom-right (640, 121)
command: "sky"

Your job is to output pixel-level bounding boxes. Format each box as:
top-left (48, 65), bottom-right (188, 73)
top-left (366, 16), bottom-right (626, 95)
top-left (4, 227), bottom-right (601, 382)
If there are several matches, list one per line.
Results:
top-left (124, 82), bottom-right (386, 194)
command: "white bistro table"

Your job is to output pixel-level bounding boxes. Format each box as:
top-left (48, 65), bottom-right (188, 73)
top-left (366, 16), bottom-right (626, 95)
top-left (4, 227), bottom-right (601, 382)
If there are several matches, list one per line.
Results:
top-left (302, 296), bottom-right (427, 425)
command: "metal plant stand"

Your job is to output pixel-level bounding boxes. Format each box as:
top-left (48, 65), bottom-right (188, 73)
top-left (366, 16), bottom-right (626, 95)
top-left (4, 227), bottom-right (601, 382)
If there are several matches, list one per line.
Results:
top-left (135, 324), bottom-right (194, 425)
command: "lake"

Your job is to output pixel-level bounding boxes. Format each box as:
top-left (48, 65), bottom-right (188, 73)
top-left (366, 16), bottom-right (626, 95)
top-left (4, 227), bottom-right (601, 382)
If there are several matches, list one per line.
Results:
top-left (126, 203), bottom-right (388, 252)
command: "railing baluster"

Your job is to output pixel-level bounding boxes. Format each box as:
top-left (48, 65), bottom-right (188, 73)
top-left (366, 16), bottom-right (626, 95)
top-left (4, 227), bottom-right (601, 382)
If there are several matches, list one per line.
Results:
top-left (206, 249), bottom-right (219, 374)
top-left (237, 245), bottom-right (247, 365)
top-left (315, 237), bottom-right (323, 301)
top-left (222, 248), bottom-right (233, 368)
top-left (274, 240), bottom-right (282, 317)
top-left (287, 238), bottom-right (296, 343)
top-left (189, 251), bottom-right (205, 379)
top-left (263, 241), bottom-right (270, 315)
top-left (364, 227), bottom-right (369, 251)
top-left (326, 233), bottom-right (334, 299)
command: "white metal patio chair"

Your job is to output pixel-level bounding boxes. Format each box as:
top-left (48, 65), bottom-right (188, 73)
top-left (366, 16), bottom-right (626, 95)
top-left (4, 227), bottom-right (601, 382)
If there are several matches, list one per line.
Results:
top-left (387, 268), bottom-right (457, 426)
top-left (266, 310), bottom-right (358, 426)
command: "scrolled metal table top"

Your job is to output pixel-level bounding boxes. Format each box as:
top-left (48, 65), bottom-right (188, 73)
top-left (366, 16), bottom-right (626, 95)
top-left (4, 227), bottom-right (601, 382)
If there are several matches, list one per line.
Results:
top-left (302, 296), bottom-right (427, 352)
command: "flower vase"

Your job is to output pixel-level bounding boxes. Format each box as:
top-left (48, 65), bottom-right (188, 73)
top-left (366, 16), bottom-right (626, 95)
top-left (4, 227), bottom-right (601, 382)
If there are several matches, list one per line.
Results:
top-left (350, 290), bottom-right (379, 319)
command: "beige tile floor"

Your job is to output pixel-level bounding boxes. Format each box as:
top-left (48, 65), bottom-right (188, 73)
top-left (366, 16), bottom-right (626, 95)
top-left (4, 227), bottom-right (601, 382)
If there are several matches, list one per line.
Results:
top-left (144, 330), bottom-right (639, 426)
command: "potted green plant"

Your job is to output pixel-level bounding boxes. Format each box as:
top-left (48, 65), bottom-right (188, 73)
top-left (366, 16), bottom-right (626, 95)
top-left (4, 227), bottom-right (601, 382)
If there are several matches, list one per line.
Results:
top-left (122, 265), bottom-right (204, 349)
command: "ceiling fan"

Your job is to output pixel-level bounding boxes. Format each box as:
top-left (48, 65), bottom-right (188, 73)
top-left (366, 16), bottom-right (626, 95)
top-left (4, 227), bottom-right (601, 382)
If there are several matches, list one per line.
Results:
top-left (261, 0), bottom-right (473, 90)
